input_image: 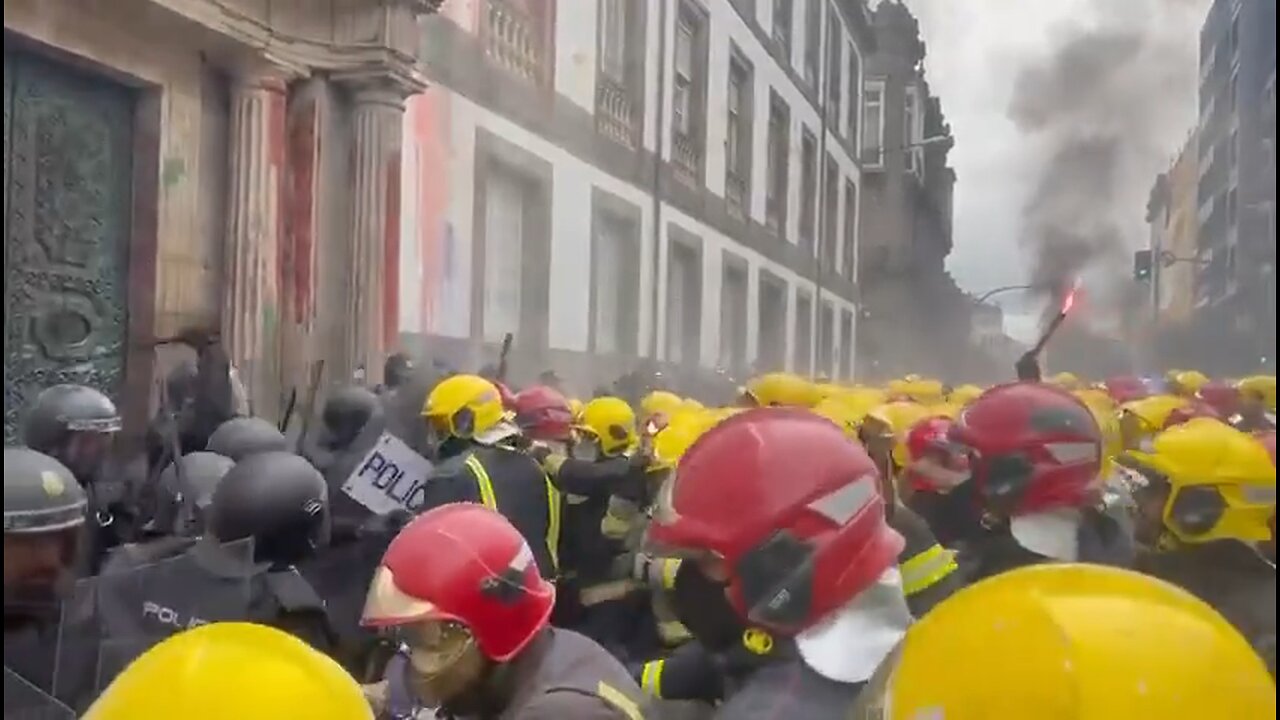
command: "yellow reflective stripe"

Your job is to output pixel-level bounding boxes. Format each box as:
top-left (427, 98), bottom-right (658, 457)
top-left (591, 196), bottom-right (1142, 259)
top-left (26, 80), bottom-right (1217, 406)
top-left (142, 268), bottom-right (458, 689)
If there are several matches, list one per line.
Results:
top-left (657, 620), bottom-right (691, 645)
top-left (465, 455), bottom-right (498, 510)
top-left (542, 453), bottom-right (568, 475)
top-left (544, 472), bottom-right (561, 574)
top-left (640, 659), bottom-right (665, 698)
top-left (597, 681), bottom-right (644, 720)
top-left (900, 544), bottom-right (958, 597)
top-left (660, 558), bottom-right (682, 590)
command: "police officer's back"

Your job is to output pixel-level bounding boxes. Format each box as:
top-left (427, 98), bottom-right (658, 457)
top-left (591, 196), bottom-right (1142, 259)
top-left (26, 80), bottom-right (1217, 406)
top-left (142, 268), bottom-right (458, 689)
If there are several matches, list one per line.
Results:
top-left (418, 374), bottom-right (561, 580)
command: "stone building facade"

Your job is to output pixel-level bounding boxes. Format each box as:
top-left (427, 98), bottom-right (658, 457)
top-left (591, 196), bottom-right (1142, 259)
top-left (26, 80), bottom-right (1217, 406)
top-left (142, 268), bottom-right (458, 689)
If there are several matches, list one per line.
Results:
top-left (3, 0), bottom-right (434, 438)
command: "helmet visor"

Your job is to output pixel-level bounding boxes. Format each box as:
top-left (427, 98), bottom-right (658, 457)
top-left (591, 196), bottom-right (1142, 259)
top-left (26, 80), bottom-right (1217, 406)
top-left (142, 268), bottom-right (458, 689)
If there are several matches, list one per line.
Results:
top-left (395, 620), bottom-right (487, 708)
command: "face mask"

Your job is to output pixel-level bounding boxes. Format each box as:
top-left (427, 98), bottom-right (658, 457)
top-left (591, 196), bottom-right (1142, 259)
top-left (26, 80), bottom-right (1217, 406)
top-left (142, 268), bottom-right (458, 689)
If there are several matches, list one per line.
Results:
top-left (670, 563), bottom-right (750, 653)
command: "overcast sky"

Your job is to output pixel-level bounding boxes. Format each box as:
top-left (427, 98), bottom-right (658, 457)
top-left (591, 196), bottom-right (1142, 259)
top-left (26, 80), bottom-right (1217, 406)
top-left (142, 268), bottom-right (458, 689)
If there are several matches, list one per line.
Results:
top-left (901, 0), bottom-right (1210, 341)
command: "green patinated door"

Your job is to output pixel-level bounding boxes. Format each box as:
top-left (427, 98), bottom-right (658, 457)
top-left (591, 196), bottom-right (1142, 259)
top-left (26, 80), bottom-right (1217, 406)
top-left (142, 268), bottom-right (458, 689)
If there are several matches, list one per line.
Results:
top-left (3, 46), bottom-right (135, 443)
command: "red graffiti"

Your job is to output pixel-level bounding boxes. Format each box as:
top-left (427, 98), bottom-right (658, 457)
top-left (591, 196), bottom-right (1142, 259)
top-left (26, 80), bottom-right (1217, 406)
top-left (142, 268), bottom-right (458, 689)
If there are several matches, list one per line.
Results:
top-left (286, 101), bottom-right (317, 326)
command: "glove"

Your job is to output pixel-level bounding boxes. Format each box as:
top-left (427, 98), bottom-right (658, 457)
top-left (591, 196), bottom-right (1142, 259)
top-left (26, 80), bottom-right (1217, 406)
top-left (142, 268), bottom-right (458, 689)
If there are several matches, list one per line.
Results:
top-left (628, 449), bottom-right (653, 471)
top-left (528, 443), bottom-right (552, 464)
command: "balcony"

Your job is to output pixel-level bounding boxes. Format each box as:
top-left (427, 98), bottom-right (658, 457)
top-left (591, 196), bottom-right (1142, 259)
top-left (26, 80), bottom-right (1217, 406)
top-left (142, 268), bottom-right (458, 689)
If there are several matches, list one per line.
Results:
top-left (485, 0), bottom-right (545, 85)
top-left (596, 77), bottom-right (638, 148)
top-left (726, 171), bottom-right (748, 219)
top-left (672, 132), bottom-right (701, 187)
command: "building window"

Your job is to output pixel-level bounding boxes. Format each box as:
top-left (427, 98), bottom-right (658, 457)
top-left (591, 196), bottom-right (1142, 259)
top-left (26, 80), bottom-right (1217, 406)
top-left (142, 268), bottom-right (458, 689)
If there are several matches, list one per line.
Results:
top-left (822, 155), bottom-right (839, 267)
top-left (843, 179), bottom-right (857, 278)
top-left (1227, 187), bottom-right (1238, 226)
top-left (803, 0), bottom-right (821, 87)
top-left (846, 44), bottom-right (860, 143)
top-left (839, 309), bottom-right (853, 379)
top-left (758, 275), bottom-right (787, 371)
top-left (862, 80), bottom-right (885, 166)
top-left (666, 238), bottom-right (702, 365)
top-left (720, 260), bottom-right (749, 371)
top-left (794, 292), bottom-right (813, 374)
top-left (818, 303), bottom-right (834, 377)
top-left (726, 48), bottom-right (753, 218)
top-left (773, 0), bottom-right (793, 60)
top-left (800, 128), bottom-right (818, 253)
top-left (593, 209), bottom-right (639, 355)
top-left (483, 168), bottom-right (527, 342)
top-left (484, 0), bottom-right (552, 86)
top-left (597, 0), bottom-right (641, 148)
top-left (904, 85), bottom-right (920, 173)
top-left (825, 18), bottom-right (842, 126)
top-left (672, 3), bottom-right (708, 187)
top-left (766, 92), bottom-right (791, 235)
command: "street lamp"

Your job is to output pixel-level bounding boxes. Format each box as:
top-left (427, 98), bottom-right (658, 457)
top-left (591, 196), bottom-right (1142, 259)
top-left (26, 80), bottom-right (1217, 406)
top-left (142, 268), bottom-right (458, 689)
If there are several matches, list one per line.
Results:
top-left (975, 284), bottom-right (1034, 304)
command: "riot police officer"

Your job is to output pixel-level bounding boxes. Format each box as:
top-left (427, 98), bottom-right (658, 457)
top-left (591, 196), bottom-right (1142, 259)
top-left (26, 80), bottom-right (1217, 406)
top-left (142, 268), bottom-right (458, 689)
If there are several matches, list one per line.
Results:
top-left (303, 386), bottom-right (386, 544)
top-left (3, 448), bottom-right (88, 694)
top-left (205, 417), bottom-right (289, 461)
top-left (22, 384), bottom-right (131, 572)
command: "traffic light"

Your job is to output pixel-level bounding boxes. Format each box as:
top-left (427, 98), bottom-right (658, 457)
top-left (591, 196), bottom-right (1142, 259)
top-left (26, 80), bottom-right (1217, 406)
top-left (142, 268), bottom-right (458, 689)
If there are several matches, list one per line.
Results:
top-left (1133, 249), bottom-right (1153, 281)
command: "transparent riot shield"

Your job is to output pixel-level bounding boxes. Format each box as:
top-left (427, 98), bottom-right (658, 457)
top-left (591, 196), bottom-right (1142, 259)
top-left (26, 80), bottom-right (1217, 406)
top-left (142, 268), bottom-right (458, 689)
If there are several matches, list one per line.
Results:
top-left (52, 536), bottom-right (257, 710)
top-left (3, 667), bottom-right (75, 720)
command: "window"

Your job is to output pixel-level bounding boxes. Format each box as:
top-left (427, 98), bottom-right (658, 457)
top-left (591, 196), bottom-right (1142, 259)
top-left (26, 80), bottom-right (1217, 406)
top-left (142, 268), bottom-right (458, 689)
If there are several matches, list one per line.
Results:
top-left (825, 18), bottom-right (842, 126)
top-left (672, 3), bottom-right (707, 185)
top-left (726, 50), bottom-right (753, 215)
top-left (804, 0), bottom-right (821, 87)
top-left (822, 155), bottom-right (838, 267)
top-left (766, 93), bottom-right (791, 234)
top-left (800, 128), bottom-right (818, 251)
top-left (846, 45), bottom-right (860, 142)
top-left (484, 0), bottom-right (552, 86)
top-left (1227, 187), bottom-right (1238, 226)
top-left (593, 213), bottom-right (632, 354)
top-left (758, 276), bottom-right (787, 371)
top-left (720, 261), bottom-right (749, 370)
top-left (862, 80), bottom-right (885, 165)
top-left (794, 292), bottom-right (813, 374)
top-left (674, 18), bottom-right (695, 136)
top-left (1228, 130), bottom-right (1238, 169)
top-left (818, 303), bottom-right (834, 377)
top-left (773, 0), bottom-right (793, 59)
top-left (843, 179), bottom-right (857, 277)
top-left (666, 236), bottom-right (702, 366)
top-left (904, 85), bottom-right (919, 172)
top-left (599, 0), bottom-right (627, 82)
top-left (483, 168), bottom-right (527, 342)
top-left (839, 309), bottom-right (853, 380)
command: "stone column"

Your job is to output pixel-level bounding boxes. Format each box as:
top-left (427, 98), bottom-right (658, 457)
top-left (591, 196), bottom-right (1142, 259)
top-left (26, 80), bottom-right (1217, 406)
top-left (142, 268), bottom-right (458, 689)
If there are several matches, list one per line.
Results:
top-left (223, 72), bottom-right (287, 418)
top-left (344, 83), bottom-right (407, 385)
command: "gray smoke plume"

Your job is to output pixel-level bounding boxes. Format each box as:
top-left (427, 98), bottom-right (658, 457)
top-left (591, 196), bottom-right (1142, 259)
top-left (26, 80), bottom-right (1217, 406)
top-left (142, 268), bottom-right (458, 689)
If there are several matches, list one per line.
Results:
top-left (1009, 0), bottom-right (1208, 301)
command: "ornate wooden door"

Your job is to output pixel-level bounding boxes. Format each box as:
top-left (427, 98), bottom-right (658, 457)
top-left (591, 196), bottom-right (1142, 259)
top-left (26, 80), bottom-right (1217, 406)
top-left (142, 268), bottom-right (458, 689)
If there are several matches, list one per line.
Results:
top-left (3, 47), bottom-right (135, 443)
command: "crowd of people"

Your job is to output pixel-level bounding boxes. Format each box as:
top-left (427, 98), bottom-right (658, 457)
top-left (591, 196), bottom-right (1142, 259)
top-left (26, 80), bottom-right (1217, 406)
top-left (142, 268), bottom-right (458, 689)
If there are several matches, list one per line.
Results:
top-left (3, 346), bottom-right (1276, 718)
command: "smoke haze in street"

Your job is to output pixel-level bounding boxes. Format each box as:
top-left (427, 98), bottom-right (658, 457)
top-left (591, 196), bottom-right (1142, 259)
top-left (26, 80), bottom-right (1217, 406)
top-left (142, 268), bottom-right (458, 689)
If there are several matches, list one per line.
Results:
top-left (904, 0), bottom-right (1209, 340)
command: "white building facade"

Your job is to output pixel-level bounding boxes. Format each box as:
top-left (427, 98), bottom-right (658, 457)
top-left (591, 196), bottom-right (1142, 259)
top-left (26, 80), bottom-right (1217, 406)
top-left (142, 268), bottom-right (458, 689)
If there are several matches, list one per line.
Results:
top-left (400, 0), bottom-right (870, 391)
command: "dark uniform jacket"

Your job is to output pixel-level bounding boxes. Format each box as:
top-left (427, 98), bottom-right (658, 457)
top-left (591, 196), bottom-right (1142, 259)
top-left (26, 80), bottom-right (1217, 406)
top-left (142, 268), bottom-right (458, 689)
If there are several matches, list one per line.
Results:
top-left (1136, 540), bottom-right (1276, 677)
top-left (420, 445), bottom-right (561, 579)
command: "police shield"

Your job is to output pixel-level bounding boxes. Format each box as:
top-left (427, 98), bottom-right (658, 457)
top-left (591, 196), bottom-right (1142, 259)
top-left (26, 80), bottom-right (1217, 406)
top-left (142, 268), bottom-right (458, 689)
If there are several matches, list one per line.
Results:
top-left (4, 667), bottom-right (75, 720)
top-left (52, 537), bottom-right (257, 705)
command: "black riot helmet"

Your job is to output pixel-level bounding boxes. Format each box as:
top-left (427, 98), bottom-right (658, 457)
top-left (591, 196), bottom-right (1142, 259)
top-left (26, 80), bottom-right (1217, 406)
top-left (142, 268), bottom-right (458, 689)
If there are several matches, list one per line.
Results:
top-left (320, 386), bottom-right (382, 450)
top-left (208, 452), bottom-right (329, 567)
top-left (21, 384), bottom-right (122, 484)
top-left (155, 451), bottom-right (236, 537)
top-left (4, 447), bottom-right (87, 621)
top-left (205, 417), bottom-right (289, 461)
top-left (383, 353), bottom-right (416, 390)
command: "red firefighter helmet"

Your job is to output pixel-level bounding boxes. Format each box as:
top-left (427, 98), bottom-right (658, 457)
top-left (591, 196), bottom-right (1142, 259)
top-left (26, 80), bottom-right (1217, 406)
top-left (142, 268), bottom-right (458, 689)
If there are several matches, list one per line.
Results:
top-left (1163, 399), bottom-right (1222, 430)
top-left (949, 382), bottom-right (1102, 516)
top-left (1103, 376), bottom-right (1149, 404)
top-left (361, 503), bottom-right (554, 661)
top-left (491, 380), bottom-right (518, 412)
top-left (647, 408), bottom-right (904, 635)
top-left (902, 416), bottom-right (971, 492)
top-left (1197, 381), bottom-right (1241, 419)
top-left (511, 385), bottom-right (573, 442)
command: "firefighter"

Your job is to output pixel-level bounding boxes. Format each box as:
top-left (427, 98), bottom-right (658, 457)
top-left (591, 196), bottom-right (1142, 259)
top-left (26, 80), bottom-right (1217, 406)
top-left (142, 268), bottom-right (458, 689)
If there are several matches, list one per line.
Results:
top-left (3, 448), bottom-right (88, 693)
top-left (1167, 369), bottom-right (1210, 398)
top-left (205, 416), bottom-right (289, 461)
top-left (898, 416), bottom-right (982, 550)
top-left (362, 503), bottom-right (647, 719)
top-left (512, 385), bottom-right (576, 456)
top-left (21, 384), bottom-right (131, 572)
top-left (1236, 375), bottom-right (1277, 432)
top-left (1125, 418), bottom-right (1276, 676)
top-left (848, 564), bottom-right (1275, 718)
top-left (418, 374), bottom-right (561, 580)
top-left (645, 408), bottom-right (910, 716)
top-left (947, 382), bottom-right (1132, 583)
top-left (1118, 394), bottom-right (1192, 451)
top-left (537, 397), bottom-right (652, 661)
top-left (741, 373), bottom-right (822, 408)
top-left (81, 622), bottom-right (372, 720)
